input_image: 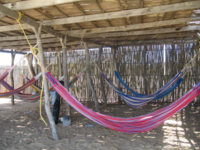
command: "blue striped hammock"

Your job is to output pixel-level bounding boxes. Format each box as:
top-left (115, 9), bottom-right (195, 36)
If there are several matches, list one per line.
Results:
top-left (114, 70), bottom-right (183, 99)
top-left (101, 71), bottom-right (183, 107)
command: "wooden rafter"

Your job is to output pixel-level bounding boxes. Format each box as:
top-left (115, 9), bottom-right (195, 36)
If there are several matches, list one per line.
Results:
top-left (73, 2), bottom-right (98, 28)
top-left (40, 1), bottom-right (200, 26)
top-left (3, 0), bottom-right (84, 11)
top-left (53, 5), bottom-right (82, 29)
top-left (0, 17), bottom-right (199, 35)
top-left (0, 3), bottom-right (63, 39)
top-left (0, 13), bottom-right (5, 20)
top-left (77, 26), bottom-right (200, 38)
top-left (140, 0), bottom-right (144, 23)
top-left (93, 0), bottom-right (112, 26)
top-left (116, 0), bottom-right (127, 25)
top-left (35, 8), bottom-right (54, 19)
top-left (66, 17), bottom-right (200, 35)
top-left (0, 32), bottom-right (196, 47)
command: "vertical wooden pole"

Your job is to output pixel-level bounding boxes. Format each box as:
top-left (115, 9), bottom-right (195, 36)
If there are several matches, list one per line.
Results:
top-left (171, 44), bottom-right (175, 102)
top-left (4, 67), bottom-right (7, 92)
top-left (113, 46), bottom-right (122, 104)
top-left (58, 51), bottom-right (62, 79)
top-left (196, 37), bottom-right (199, 105)
top-left (33, 55), bottom-right (38, 75)
top-left (22, 67), bottom-right (25, 93)
top-left (26, 54), bottom-right (36, 78)
top-left (98, 45), bottom-right (107, 105)
top-left (32, 24), bottom-right (59, 141)
top-left (143, 46), bottom-right (147, 95)
top-left (10, 50), bottom-right (16, 105)
top-left (60, 35), bottom-right (71, 117)
top-left (84, 42), bottom-right (100, 112)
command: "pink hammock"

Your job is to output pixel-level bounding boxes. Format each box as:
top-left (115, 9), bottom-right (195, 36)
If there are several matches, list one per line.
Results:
top-left (1, 80), bottom-right (42, 102)
top-left (0, 78), bottom-right (37, 97)
top-left (46, 71), bottom-right (200, 133)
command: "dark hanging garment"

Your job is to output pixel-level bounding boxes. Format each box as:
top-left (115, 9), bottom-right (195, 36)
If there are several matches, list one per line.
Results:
top-left (53, 81), bottom-right (64, 124)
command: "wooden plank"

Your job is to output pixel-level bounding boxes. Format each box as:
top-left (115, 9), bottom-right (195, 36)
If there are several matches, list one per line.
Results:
top-left (83, 26), bottom-right (200, 38)
top-left (0, 33), bottom-right (54, 41)
top-left (3, 0), bottom-right (84, 11)
top-left (0, 37), bottom-right (59, 46)
top-left (0, 13), bottom-right (5, 20)
top-left (93, 32), bottom-right (197, 41)
top-left (67, 17), bottom-right (200, 35)
top-left (0, 15), bottom-right (198, 34)
top-left (0, 3), bottom-right (63, 38)
top-left (42, 1), bottom-right (200, 26)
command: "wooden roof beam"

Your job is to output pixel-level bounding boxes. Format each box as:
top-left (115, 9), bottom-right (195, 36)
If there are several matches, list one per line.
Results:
top-left (116, 0), bottom-right (127, 25)
top-left (41, 1), bottom-right (200, 26)
top-left (0, 13), bottom-right (5, 20)
top-left (2, 1), bottom-right (199, 29)
top-left (93, 0), bottom-right (112, 26)
top-left (80, 26), bottom-right (200, 38)
top-left (3, 0), bottom-right (85, 11)
top-left (0, 3), bottom-right (63, 39)
top-left (1, 32), bottom-right (196, 47)
top-left (1, 17), bottom-right (199, 34)
top-left (73, 2), bottom-right (98, 28)
top-left (53, 5), bottom-right (82, 29)
top-left (66, 17), bottom-right (200, 35)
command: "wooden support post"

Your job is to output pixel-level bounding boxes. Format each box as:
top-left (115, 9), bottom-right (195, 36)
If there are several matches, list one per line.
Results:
top-left (4, 67), bottom-right (7, 92)
top-left (58, 51), bottom-right (62, 79)
top-left (26, 54), bottom-right (36, 78)
top-left (98, 45), bottom-right (107, 105)
top-left (113, 46), bottom-right (122, 104)
top-left (60, 35), bottom-right (71, 117)
top-left (143, 46), bottom-right (147, 95)
top-left (10, 50), bottom-right (16, 105)
top-left (32, 23), bottom-right (59, 141)
top-left (84, 42), bottom-right (100, 112)
top-left (22, 67), bottom-right (25, 93)
top-left (33, 55), bottom-right (38, 75)
top-left (87, 74), bottom-right (91, 101)
top-left (196, 37), bottom-right (199, 105)
top-left (171, 44), bottom-right (175, 102)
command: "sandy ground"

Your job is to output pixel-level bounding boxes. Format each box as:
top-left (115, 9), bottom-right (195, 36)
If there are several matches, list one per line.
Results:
top-left (0, 98), bottom-right (200, 150)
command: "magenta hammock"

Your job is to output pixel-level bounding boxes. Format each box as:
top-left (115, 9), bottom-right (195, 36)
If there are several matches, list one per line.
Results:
top-left (45, 71), bottom-right (200, 133)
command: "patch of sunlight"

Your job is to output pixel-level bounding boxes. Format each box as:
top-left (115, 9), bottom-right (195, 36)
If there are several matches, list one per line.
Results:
top-left (164, 120), bottom-right (182, 125)
top-left (0, 98), bottom-right (21, 104)
top-left (163, 115), bottom-right (192, 149)
top-left (16, 125), bottom-right (25, 128)
top-left (144, 136), bottom-right (156, 138)
top-left (97, 140), bottom-right (105, 143)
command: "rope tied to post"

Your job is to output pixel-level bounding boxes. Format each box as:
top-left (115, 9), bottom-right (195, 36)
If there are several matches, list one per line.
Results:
top-left (16, 12), bottom-right (47, 126)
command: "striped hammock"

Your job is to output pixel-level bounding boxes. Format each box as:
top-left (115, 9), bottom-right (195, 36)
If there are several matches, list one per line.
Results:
top-left (24, 72), bottom-right (82, 92)
top-left (114, 70), bottom-right (183, 99)
top-left (1, 80), bottom-right (41, 102)
top-left (46, 71), bottom-right (200, 133)
top-left (0, 78), bottom-right (37, 97)
top-left (0, 72), bottom-right (83, 102)
top-left (100, 71), bottom-right (183, 107)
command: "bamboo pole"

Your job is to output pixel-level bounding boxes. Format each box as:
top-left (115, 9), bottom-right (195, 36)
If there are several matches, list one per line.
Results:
top-left (26, 54), bottom-right (36, 78)
top-left (60, 35), bottom-right (71, 117)
top-left (10, 50), bottom-right (16, 105)
top-left (32, 23), bottom-right (59, 141)
top-left (112, 46), bottom-right (122, 104)
top-left (84, 42), bottom-right (100, 112)
top-left (98, 45), bottom-right (107, 105)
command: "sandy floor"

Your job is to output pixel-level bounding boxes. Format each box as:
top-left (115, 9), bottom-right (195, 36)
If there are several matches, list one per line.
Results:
top-left (0, 98), bottom-right (200, 150)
